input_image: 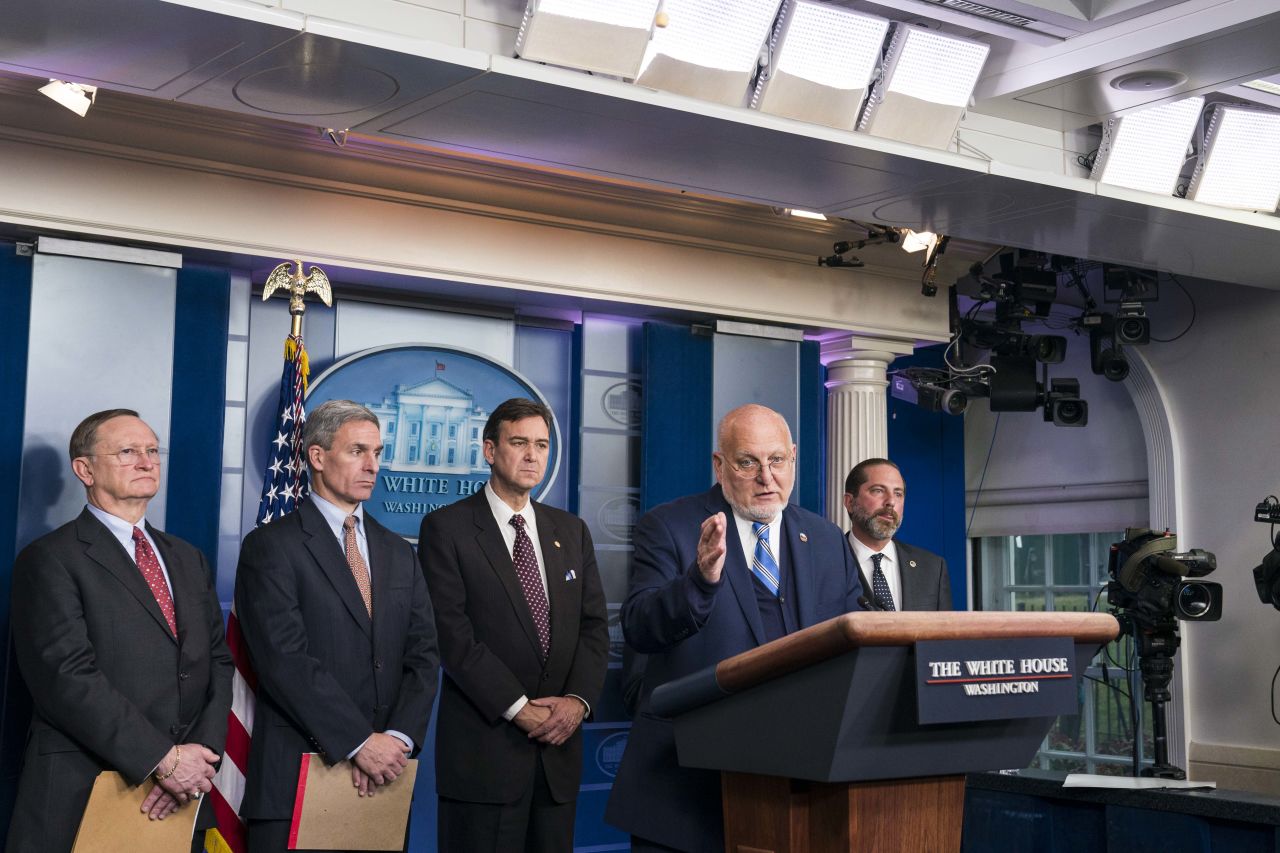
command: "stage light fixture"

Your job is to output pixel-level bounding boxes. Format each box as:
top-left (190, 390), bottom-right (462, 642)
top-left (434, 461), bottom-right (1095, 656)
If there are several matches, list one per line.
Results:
top-left (515, 0), bottom-right (660, 79)
top-left (1090, 96), bottom-right (1204, 196)
top-left (1187, 104), bottom-right (1280, 212)
top-left (38, 79), bottom-right (97, 117)
top-left (900, 229), bottom-right (938, 254)
top-left (786, 209), bottom-right (828, 220)
top-left (751, 1), bottom-right (889, 130)
top-left (634, 0), bottom-right (783, 107)
top-left (856, 25), bottom-right (989, 150)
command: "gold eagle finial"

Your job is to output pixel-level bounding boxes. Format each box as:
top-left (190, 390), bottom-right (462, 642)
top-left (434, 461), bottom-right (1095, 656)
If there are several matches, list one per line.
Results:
top-left (263, 260), bottom-right (333, 337)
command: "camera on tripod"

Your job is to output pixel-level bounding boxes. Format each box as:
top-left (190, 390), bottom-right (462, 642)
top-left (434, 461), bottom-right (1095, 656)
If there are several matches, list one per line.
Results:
top-left (1106, 528), bottom-right (1222, 626)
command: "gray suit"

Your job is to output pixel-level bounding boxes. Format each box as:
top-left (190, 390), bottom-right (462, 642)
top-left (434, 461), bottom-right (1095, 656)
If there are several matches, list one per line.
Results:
top-left (850, 534), bottom-right (952, 611)
top-left (7, 509), bottom-right (232, 853)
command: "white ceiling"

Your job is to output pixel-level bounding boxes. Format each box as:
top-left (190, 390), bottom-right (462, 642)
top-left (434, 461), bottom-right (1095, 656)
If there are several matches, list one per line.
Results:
top-left (0, 0), bottom-right (1278, 288)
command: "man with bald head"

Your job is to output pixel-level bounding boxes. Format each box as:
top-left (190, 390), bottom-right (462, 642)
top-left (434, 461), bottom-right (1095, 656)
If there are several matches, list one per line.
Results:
top-left (606, 404), bottom-right (864, 853)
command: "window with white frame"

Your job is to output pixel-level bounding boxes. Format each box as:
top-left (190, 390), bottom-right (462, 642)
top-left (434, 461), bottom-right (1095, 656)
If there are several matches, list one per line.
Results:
top-left (974, 531), bottom-right (1152, 775)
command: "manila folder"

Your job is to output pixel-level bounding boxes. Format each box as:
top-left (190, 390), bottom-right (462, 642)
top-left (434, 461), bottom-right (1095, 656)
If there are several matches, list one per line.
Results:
top-left (289, 754), bottom-right (418, 850)
top-left (71, 771), bottom-right (198, 853)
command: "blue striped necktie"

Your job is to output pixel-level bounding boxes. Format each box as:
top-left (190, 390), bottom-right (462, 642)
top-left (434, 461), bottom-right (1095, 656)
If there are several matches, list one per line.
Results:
top-left (751, 521), bottom-right (780, 597)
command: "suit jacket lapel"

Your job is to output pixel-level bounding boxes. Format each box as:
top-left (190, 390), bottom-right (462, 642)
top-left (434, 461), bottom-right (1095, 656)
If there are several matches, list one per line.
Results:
top-left (895, 540), bottom-right (921, 611)
top-left (535, 504), bottom-right (570, 661)
top-left (367, 513), bottom-right (394, 645)
top-left (77, 510), bottom-right (176, 642)
top-left (783, 505), bottom-right (817, 629)
top-left (299, 501), bottom-right (372, 639)
top-left (710, 488), bottom-right (766, 646)
top-left (471, 495), bottom-right (544, 657)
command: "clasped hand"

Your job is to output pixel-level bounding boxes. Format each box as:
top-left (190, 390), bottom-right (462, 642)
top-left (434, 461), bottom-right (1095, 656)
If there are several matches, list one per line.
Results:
top-left (351, 732), bottom-right (411, 797)
top-left (141, 743), bottom-right (220, 820)
top-left (515, 696), bottom-right (586, 746)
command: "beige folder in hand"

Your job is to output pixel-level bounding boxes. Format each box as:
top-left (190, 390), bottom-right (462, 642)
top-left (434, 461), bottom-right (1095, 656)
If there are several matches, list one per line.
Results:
top-left (288, 754), bottom-right (418, 851)
top-left (71, 772), bottom-right (199, 853)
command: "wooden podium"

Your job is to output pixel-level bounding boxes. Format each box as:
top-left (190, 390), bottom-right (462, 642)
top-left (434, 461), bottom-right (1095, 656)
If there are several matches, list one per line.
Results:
top-left (648, 611), bottom-right (1119, 853)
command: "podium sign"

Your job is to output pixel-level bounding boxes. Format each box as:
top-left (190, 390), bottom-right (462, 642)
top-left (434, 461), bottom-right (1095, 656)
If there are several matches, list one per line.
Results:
top-left (915, 637), bottom-right (1077, 725)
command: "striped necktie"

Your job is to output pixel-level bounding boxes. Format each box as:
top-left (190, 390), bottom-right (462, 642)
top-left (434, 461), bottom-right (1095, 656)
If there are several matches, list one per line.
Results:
top-left (751, 522), bottom-right (780, 597)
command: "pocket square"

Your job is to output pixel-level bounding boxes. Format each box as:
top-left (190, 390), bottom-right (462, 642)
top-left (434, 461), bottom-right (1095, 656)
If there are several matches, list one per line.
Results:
top-left (564, 569), bottom-right (577, 582)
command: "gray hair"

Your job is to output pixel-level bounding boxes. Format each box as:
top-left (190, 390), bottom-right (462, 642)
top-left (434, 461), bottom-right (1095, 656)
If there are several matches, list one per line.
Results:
top-left (303, 400), bottom-right (379, 461)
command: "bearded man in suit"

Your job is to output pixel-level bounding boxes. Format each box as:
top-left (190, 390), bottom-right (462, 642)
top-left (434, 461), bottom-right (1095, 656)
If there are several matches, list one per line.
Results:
top-left (843, 458), bottom-right (952, 612)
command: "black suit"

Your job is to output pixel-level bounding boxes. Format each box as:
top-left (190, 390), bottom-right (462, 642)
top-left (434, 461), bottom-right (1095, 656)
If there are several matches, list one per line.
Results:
top-left (418, 491), bottom-right (609, 850)
top-left (7, 509), bottom-right (232, 853)
top-left (233, 499), bottom-right (439, 844)
top-left (851, 535), bottom-right (952, 611)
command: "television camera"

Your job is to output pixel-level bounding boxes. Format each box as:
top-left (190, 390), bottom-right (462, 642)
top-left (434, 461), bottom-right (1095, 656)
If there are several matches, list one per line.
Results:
top-left (1105, 528), bottom-right (1221, 779)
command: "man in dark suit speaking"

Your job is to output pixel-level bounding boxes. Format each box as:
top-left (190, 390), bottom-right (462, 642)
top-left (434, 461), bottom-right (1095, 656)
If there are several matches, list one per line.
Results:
top-left (419, 397), bottom-right (608, 852)
top-left (234, 400), bottom-right (439, 852)
top-left (843, 458), bottom-right (952, 612)
top-left (7, 409), bottom-right (232, 853)
top-left (606, 404), bottom-right (865, 853)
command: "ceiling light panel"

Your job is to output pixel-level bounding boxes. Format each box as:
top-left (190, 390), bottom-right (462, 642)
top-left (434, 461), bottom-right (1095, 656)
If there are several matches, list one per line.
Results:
top-left (752, 1), bottom-right (890, 130)
top-left (516, 0), bottom-right (661, 79)
top-left (1091, 96), bottom-right (1204, 196)
top-left (1188, 105), bottom-right (1280, 211)
top-left (857, 25), bottom-right (990, 150)
top-left (635, 0), bottom-right (783, 107)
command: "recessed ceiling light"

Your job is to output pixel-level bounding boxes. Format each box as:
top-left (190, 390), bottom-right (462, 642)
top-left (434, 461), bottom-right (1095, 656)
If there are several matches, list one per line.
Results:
top-left (38, 79), bottom-right (97, 117)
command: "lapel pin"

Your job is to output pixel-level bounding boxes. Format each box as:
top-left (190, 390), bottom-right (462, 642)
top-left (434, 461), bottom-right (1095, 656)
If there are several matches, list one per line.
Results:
top-left (554, 540), bottom-right (561, 548)
top-left (909, 560), bottom-right (917, 568)
top-left (799, 533), bottom-right (808, 543)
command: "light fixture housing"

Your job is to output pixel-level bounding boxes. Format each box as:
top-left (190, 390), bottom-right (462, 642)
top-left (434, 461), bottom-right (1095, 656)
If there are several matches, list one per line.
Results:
top-left (751, 1), bottom-right (890, 131)
top-left (634, 0), bottom-right (783, 107)
top-left (1187, 104), bottom-right (1280, 212)
top-left (515, 0), bottom-right (660, 79)
top-left (38, 79), bottom-right (97, 117)
top-left (1090, 96), bottom-right (1204, 196)
top-left (900, 229), bottom-right (938, 254)
top-left (856, 24), bottom-right (989, 150)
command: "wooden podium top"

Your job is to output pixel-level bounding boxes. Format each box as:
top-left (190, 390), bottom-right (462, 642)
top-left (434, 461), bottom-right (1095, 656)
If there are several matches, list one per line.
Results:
top-left (715, 611), bottom-right (1118, 695)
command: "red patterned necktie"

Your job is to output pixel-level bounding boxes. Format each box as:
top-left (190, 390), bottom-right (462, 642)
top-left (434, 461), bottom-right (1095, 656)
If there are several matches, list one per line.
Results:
top-left (509, 514), bottom-right (550, 659)
top-left (132, 527), bottom-right (177, 636)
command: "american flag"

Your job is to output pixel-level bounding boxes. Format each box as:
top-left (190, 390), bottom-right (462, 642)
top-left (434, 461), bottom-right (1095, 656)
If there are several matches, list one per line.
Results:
top-left (207, 333), bottom-right (310, 853)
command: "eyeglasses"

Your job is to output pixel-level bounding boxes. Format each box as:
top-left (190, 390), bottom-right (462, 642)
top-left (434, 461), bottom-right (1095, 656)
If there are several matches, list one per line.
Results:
top-left (88, 446), bottom-right (164, 466)
top-left (723, 454), bottom-right (793, 478)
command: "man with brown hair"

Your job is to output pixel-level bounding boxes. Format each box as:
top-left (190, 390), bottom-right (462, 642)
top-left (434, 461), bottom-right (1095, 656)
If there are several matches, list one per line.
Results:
top-left (8, 409), bottom-right (232, 853)
top-left (419, 397), bottom-right (608, 852)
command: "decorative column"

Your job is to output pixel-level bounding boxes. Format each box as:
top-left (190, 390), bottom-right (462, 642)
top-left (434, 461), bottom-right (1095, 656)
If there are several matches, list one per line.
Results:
top-left (822, 336), bottom-right (917, 529)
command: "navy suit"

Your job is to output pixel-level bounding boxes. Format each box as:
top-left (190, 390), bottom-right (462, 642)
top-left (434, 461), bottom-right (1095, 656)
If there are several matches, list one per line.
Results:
top-left (605, 486), bottom-right (864, 852)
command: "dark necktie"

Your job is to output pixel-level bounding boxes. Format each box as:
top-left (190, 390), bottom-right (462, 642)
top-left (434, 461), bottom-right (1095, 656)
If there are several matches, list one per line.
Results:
top-left (132, 527), bottom-right (177, 636)
top-left (510, 515), bottom-right (551, 658)
top-left (343, 515), bottom-right (373, 616)
top-left (870, 552), bottom-right (896, 612)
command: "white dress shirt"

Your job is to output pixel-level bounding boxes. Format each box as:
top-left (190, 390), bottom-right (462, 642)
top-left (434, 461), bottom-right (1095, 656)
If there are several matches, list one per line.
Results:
top-left (848, 533), bottom-right (901, 610)
top-left (86, 503), bottom-right (175, 598)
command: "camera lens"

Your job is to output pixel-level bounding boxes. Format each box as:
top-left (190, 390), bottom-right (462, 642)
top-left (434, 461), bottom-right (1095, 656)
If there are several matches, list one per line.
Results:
top-left (1178, 583), bottom-right (1212, 618)
top-left (1057, 401), bottom-right (1084, 424)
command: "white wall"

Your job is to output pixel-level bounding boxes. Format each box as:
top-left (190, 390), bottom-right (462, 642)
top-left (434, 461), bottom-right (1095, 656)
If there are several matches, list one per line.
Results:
top-left (964, 332), bottom-right (1150, 538)
top-left (1139, 277), bottom-right (1280, 791)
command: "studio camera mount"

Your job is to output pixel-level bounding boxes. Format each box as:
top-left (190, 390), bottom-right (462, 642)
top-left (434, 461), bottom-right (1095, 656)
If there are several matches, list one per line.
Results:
top-left (1106, 528), bottom-right (1221, 779)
